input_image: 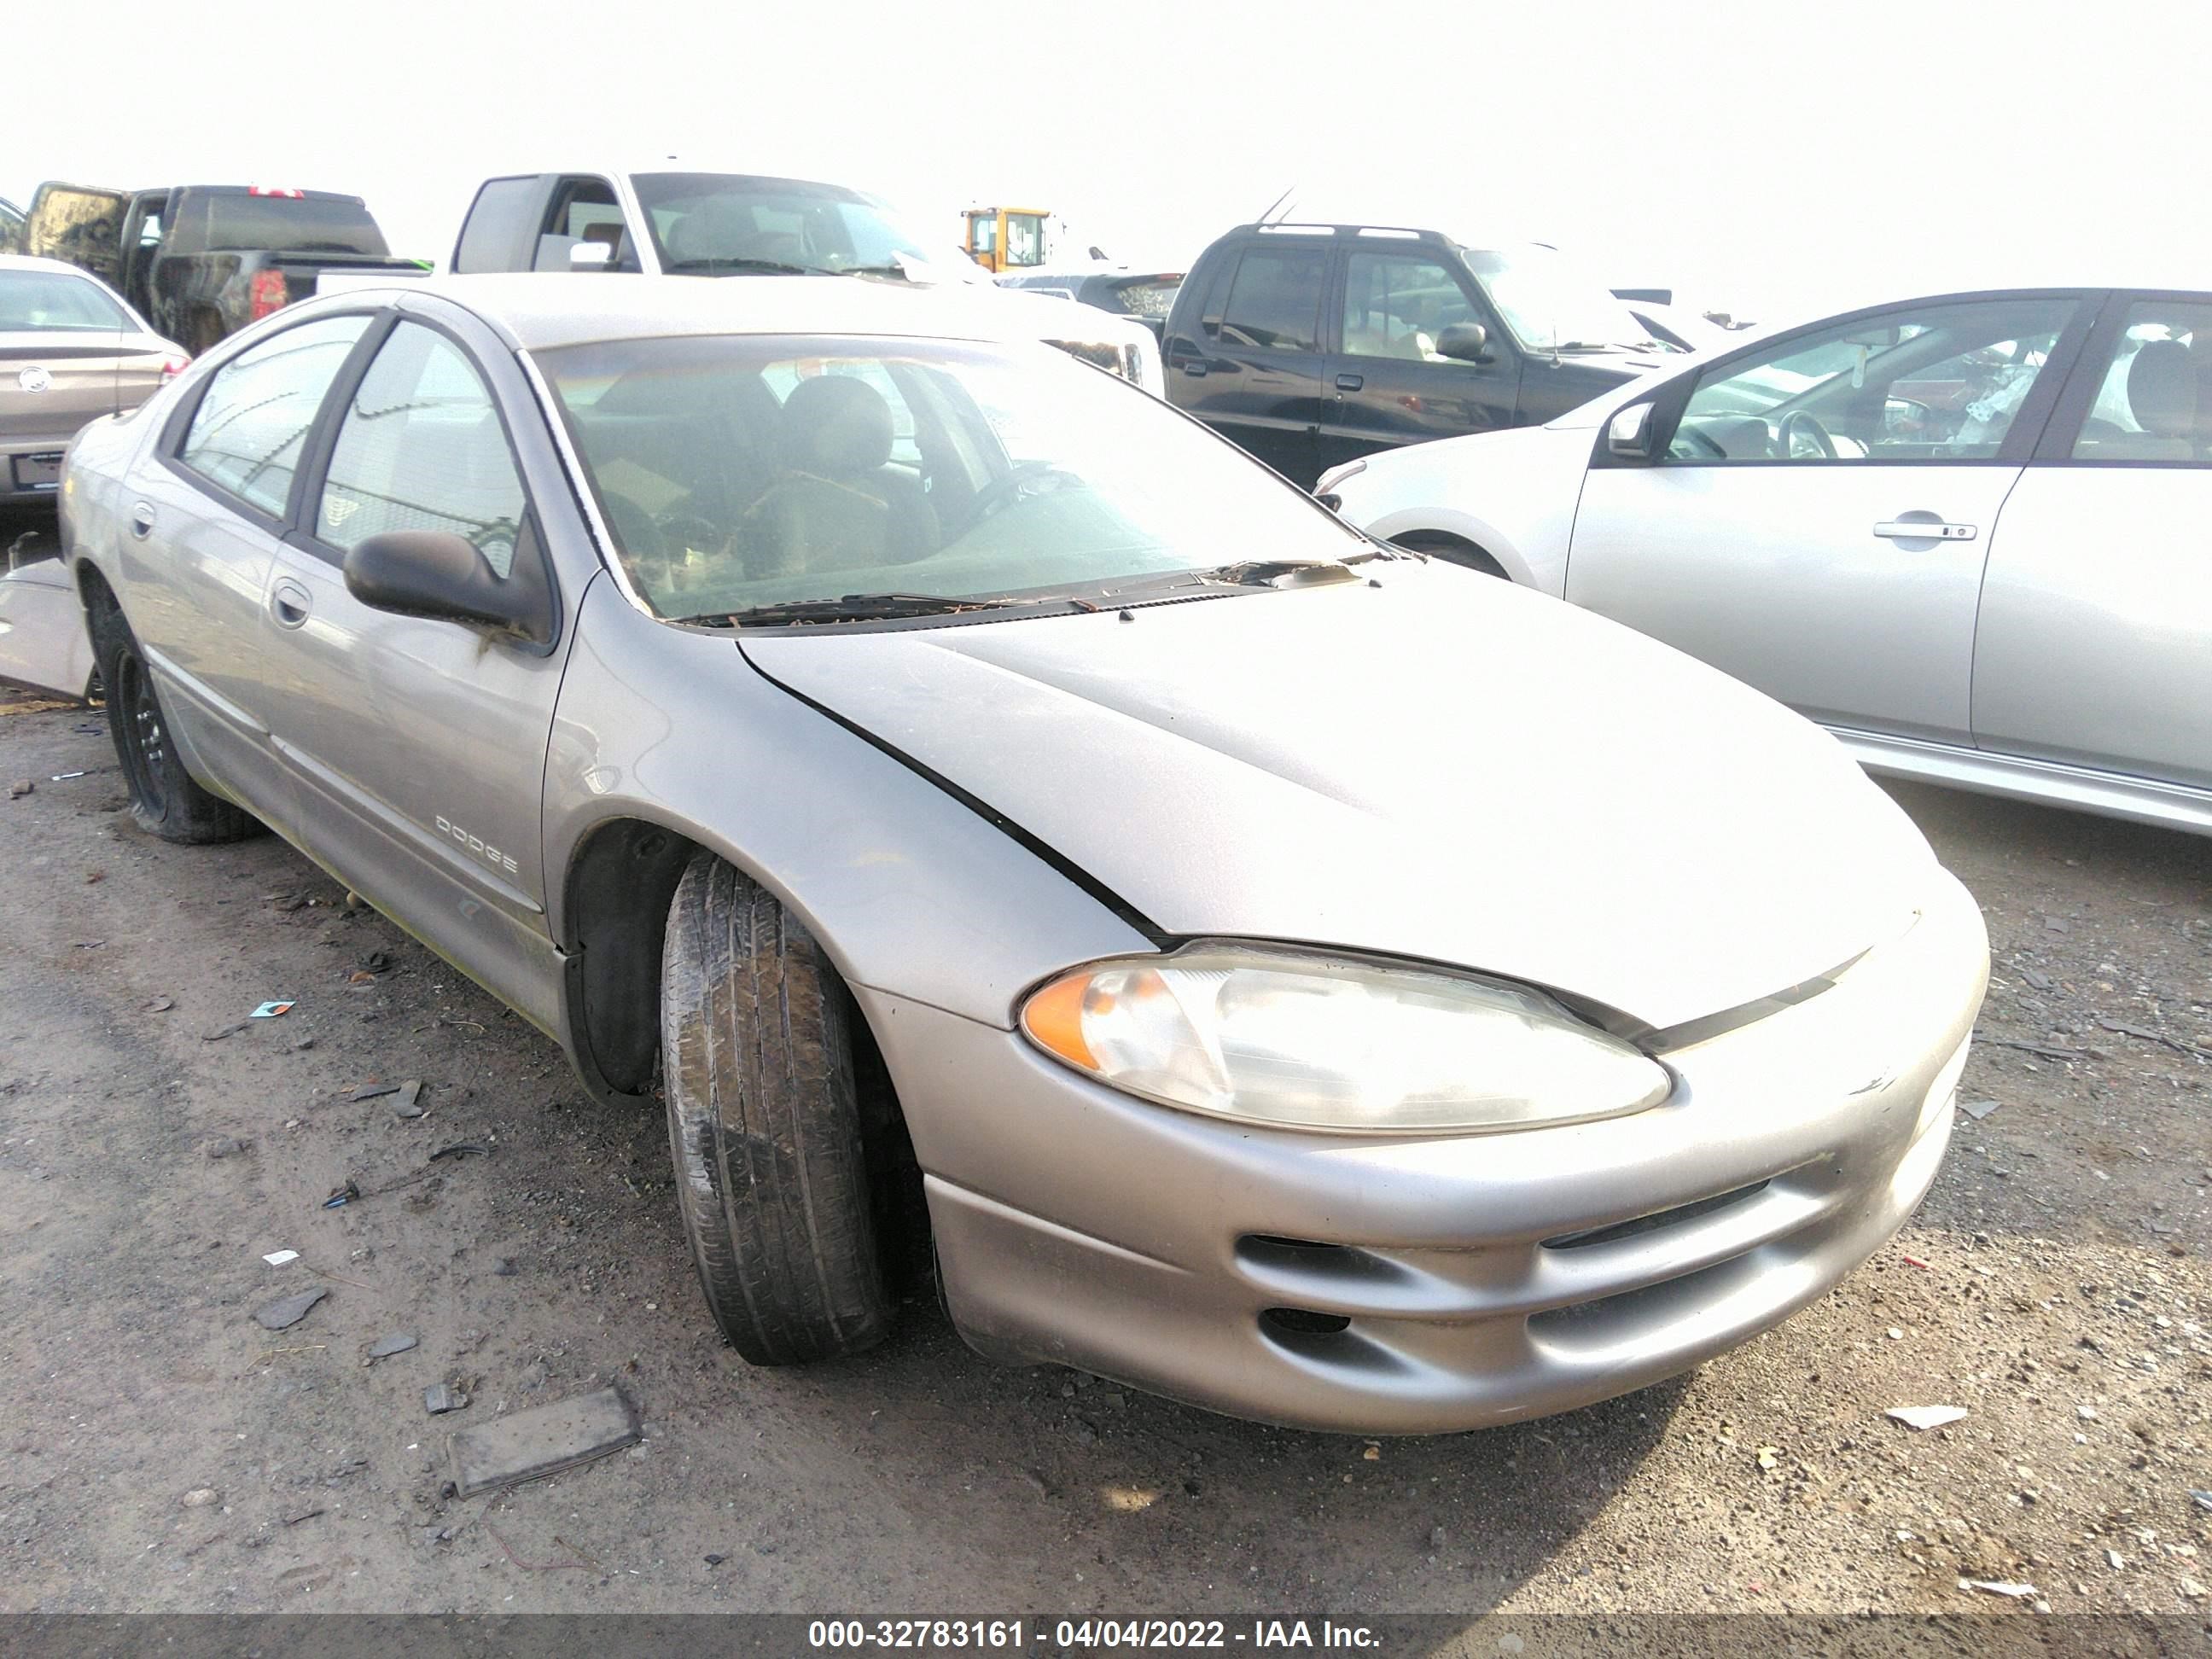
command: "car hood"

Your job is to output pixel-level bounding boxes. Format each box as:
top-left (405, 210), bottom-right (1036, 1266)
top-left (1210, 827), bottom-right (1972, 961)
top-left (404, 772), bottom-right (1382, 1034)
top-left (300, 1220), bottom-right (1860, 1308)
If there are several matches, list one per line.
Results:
top-left (740, 568), bottom-right (1941, 1030)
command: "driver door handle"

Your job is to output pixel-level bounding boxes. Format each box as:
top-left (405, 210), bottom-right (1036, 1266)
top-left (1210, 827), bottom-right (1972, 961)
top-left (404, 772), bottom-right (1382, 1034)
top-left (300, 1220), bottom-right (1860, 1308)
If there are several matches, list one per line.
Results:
top-left (130, 503), bottom-right (156, 540)
top-left (1874, 520), bottom-right (1976, 542)
top-left (1335, 372), bottom-right (1365, 391)
top-left (270, 577), bottom-right (313, 630)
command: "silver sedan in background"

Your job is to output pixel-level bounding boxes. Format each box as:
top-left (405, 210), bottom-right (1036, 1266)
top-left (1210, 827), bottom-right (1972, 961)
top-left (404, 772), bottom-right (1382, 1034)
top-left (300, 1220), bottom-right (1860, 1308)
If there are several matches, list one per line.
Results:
top-left (56, 276), bottom-right (1985, 1433)
top-left (3, 254), bottom-right (183, 505)
top-left (1324, 283), bottom-right (2212, 838)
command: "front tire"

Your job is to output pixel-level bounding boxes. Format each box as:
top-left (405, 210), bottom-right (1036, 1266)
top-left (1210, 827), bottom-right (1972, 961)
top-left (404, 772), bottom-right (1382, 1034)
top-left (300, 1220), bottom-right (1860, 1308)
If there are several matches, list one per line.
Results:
top-left (96, 611), bottom-right (259, 844)
top-left (660, 853), bottom-right (890, 1365)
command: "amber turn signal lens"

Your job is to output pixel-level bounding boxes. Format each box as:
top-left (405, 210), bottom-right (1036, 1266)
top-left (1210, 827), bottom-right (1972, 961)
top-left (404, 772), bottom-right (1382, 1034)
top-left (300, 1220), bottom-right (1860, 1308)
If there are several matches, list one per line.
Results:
top-left (1022, 972), bottom-right (1097, 1070)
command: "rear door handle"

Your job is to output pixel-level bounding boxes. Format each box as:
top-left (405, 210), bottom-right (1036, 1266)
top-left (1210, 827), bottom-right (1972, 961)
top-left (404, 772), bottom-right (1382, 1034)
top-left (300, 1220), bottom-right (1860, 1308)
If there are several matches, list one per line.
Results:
top-left (130, 503), bottom-right (155, 539)
top-left (1874, 519), bottom-right (1976, 541)
top-left (1335, 372), bottom-right (1365, 391)
top-left (270, 577), bottom-right (312, 629)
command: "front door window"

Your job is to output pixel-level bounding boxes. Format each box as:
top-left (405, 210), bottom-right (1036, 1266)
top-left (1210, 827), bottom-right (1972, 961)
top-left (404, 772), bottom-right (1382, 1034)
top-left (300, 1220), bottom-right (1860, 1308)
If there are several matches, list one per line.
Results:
top-left (1668, 297), bottom-right (2078, 462)
top-left (1340, 253), bottom-right (1475, 362)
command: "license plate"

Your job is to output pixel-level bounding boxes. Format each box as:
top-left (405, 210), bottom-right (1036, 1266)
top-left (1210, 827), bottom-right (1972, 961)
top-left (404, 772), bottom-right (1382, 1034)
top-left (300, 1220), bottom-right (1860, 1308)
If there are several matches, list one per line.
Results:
top-left (10, 452), bottom-right (62, 492)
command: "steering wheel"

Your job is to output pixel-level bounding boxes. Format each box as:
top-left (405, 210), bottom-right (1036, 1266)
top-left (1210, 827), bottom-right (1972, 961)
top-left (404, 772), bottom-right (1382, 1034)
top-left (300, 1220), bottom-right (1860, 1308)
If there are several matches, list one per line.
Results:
top-left (969, 461), bottom-right (1082, 522)
top-left (1775, 410), bottom-right (1837, 460)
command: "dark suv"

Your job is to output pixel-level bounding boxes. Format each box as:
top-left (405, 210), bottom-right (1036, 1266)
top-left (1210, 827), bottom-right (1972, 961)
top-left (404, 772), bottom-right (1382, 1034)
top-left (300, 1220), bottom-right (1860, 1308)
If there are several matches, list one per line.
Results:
top-left (1163, 224), bottom-right (1669, 486)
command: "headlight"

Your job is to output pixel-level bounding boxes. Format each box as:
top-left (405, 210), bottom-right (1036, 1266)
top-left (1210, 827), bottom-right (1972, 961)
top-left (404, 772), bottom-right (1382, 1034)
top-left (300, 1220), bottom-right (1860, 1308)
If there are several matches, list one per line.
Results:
top-left (1020, 946), bottom-right (1671, 1135)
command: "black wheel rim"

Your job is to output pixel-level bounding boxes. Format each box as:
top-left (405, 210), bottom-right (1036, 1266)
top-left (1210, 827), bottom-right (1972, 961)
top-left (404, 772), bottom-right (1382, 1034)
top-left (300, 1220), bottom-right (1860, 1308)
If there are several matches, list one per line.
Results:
top-left (115, 649), bottom-right (169, 819)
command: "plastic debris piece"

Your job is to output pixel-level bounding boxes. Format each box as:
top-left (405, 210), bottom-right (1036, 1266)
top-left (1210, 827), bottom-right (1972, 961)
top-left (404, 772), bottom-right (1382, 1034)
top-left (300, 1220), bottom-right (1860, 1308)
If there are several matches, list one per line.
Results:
top-left (323, 1179), bottom-right (361, 1210)
top-left (2191, 1490), bottom-right (2212, 1513)
top-left (262, 1249), bottom-right (300, 1267)
top-left (250, 1001), bottom-right (295, 1019)
top-left (1959, 1098), bottom-right (2001, 1121)
top-left (350, 1081), bottom-right (401, 1101)
top-left (1959, 1578), bottom-right (2039, 1599)
top-left (1885, 1405), bottom-right (1969, 1430)
top-left (252, 1287), bottom-right (328, 1330)
top-left (202, 1022), bottom-right (250, 1042)
top-left (424, 1383), bottom-right (469, 1415)
top-left (394, 1080), bottom-right (424, 1118)
top-left (429, 1143), bottom-right (489, 1161)
top-left (446, 1386), bottom-right (640, 1497)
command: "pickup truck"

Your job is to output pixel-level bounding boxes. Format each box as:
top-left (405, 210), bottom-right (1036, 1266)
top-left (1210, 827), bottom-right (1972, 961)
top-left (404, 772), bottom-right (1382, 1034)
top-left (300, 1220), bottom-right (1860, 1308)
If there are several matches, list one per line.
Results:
top-left (1162, 222), bottom-right (1668, 486)
top-left (449, 165), bottom-right (1161, 393)
top-left (18, 183), bottom-right (425, 354)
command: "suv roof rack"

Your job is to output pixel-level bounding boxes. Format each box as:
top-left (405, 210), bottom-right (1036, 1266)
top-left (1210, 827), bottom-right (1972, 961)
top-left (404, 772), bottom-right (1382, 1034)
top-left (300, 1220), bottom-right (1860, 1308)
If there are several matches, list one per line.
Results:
top-left (1237, 222), bottom-right (1457, 245)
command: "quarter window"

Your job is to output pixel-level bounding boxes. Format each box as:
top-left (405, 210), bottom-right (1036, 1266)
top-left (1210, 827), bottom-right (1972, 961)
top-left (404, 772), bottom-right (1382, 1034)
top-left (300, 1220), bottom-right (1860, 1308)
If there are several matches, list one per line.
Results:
top-left (175, 313), bottom-right (371, 515)
top-left (2070, 300), bottom-right (2212, 463)
top-left (1341, 253), bottom-right (1474, 360)
top-left (1209, 248), bottom-right (1324, 353)
top-left (1667, 297), bottom-right (2076, 463)
top-left (316, 322), bottom-right (526, 576)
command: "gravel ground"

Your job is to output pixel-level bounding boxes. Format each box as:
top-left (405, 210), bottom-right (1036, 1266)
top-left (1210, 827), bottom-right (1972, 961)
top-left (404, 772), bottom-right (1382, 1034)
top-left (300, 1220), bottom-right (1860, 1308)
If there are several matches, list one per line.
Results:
top-left (0, 682), bottom-right (2207, 1622)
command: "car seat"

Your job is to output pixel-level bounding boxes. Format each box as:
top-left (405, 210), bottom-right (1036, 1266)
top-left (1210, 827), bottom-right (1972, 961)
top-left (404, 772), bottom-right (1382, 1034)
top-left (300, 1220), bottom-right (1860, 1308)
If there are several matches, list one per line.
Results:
top-left (745, 374), bottom-right (938, 579)
top-left (2113, 338), bottom-right (2197, 459)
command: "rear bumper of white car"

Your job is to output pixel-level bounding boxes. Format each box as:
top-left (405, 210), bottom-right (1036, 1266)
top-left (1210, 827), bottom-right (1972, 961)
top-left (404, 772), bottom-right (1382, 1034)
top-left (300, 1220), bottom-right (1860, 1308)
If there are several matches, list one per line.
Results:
top-left (863, 870), bottom-right (1987, 1435)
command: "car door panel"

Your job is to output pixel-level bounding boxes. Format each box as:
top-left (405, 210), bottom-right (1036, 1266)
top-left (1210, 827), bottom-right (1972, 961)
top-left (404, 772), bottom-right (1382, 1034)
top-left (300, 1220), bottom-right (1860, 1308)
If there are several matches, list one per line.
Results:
top-left (1168, 242), bottom-right (1326, 485)
top-left (1318, 247), bottom-right (1519, 474)
top-left (1970, 469), bottom-right (2210, 788)
top-left (1569, 464), bottom-right (2018, 741)
top-left (1569, 294), bottom-right (2089, 745)
top-left (254, 312), bottom-right (571, 1031)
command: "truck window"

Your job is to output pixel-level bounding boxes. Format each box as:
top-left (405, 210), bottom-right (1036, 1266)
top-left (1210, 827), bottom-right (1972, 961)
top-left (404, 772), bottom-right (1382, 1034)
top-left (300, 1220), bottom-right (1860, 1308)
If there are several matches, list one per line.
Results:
top-left (455, 177), bottom-right (540, 274)
top-left (166, 192), bottom-right (390, 258)
top-left (1209, 247), bottom-right (1324, 353)
top-left (533, 177), bottom-right (637, 273)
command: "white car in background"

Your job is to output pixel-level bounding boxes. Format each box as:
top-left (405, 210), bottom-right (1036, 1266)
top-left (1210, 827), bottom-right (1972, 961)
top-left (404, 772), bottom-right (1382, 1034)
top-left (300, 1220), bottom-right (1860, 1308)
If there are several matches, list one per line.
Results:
top-left (1324, 282), bottom-right (2212, 836)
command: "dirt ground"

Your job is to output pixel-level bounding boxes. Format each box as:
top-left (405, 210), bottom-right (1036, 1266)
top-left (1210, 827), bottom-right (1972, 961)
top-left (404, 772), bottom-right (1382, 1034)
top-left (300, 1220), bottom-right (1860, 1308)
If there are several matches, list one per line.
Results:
top-left (0, 674), bottom-right (2208, 1622)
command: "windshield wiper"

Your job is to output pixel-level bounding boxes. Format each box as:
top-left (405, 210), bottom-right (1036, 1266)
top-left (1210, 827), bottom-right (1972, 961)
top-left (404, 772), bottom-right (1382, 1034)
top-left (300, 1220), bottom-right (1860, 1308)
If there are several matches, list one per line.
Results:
top-left (831, 263), bottom-right (920, 281)
top-left (684, 592), bottom-right (1021, 628)
top-left (662, 257), bottom-right (816, 276)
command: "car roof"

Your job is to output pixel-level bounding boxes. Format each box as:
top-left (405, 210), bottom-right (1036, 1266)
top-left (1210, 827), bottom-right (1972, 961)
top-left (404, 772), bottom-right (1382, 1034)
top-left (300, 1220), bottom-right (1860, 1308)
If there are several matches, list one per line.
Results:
top-left (310, 272), bottom-right (1137, 352)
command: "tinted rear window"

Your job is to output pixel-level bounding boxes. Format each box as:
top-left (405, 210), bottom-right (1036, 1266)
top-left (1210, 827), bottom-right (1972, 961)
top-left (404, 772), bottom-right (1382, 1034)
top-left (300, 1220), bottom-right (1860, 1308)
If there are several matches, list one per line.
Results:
top-left (165, 193), bottom-right (390, 258)
top-left (0, 271), bottom-right (127, 331)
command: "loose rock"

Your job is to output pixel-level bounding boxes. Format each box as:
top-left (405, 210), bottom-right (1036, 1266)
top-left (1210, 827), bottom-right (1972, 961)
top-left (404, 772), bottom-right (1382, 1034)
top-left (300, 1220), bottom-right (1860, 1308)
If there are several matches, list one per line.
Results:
top-left (252, 1288), bottom-right (328, 1331)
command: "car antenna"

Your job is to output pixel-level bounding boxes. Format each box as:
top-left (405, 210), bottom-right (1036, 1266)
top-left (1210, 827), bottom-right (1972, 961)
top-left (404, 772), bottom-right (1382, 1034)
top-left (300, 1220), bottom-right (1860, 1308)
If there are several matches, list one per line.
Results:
top-left (1256, 186), bottom-right (1297, 226)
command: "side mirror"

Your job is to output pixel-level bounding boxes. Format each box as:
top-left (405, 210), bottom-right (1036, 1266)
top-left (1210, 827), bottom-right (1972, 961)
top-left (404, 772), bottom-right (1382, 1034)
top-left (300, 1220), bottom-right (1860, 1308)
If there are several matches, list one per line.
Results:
top-left (343, 530), bottom-right (550, 643)
top-left (1606, 402), bottom-right (1658, 461)
top-left (568, 241), bottom-right (613, 271)
top-left (1435, 322), bottom-right (1493, 364)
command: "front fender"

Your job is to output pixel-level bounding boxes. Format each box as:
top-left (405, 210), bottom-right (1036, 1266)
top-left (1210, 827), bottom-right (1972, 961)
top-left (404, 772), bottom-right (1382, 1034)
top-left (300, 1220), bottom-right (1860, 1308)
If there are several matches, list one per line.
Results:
top-left (543, 579), bottom-right (1153, 1031)
top-left (1334, 425), bottom-right (1591, 598)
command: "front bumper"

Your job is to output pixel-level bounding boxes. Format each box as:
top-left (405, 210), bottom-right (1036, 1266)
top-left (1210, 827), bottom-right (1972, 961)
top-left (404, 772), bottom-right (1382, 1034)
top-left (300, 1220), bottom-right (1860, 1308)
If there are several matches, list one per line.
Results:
top-left (859, 870), bottom-right (1988, 1435)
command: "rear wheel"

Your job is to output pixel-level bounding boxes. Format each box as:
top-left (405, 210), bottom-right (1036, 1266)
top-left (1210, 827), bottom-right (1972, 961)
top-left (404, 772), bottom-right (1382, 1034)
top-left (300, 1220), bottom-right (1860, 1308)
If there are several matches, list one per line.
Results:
top-left (95, 609), bottom-right (259, 844)
top-left (1388, 531), bottom-right (1508, 579)
top-left (660, 853), bottom-right (890, 1365)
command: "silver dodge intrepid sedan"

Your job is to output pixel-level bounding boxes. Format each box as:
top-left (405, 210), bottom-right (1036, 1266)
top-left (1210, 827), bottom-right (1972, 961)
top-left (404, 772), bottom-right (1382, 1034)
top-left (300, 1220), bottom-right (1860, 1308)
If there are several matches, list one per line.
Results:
top-left (56, 275), bottom-right (1988, 1433)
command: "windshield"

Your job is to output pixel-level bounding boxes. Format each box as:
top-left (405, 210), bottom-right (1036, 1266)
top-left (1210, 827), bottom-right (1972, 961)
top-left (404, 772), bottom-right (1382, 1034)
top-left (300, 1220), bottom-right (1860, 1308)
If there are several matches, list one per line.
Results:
top-left (540, 335), bottom-right (1361, 621)
top-left (1461, 246), bottom-right (1651, 353)
top-left (0, 271), bottom-right (128, 332)
top-left (169, 193), bottom-right (390, 257)
top-left (633, 172), bottom-right (935, 276)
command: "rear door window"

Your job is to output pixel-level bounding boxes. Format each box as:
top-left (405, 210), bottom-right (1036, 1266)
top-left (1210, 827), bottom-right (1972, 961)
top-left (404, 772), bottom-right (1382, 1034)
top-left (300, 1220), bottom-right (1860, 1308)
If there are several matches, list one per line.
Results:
top-left (1208, 247), bottom-right (1325, 352)
top-left (174, 313), bottom-right (373, 515)
top-left (2066, 300), bottom-right (2212, 463)
top-left (315, 321), bottom-right (527, 576)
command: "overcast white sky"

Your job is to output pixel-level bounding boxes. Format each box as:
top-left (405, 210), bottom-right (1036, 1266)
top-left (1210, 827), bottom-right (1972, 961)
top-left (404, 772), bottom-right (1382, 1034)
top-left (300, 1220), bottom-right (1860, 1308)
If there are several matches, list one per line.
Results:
top-left (8, 0), bottom-right (2196, 327)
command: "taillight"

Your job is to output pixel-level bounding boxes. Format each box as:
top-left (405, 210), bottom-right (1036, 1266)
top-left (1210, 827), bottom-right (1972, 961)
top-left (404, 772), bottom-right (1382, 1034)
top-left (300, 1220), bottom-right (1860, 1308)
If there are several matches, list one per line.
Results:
top-left (160, 356), bottom-right (190, 383)
top-left (248, 270), bottom-right (288, 319)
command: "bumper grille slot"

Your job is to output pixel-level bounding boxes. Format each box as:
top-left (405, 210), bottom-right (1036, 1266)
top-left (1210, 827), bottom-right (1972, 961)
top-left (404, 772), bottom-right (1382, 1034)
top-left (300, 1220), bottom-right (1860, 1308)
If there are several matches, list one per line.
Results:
top-left (1540, 1180), bottom-right (1771, 1252)
top-left (1261, 1307), bottom-right (1352, 1337)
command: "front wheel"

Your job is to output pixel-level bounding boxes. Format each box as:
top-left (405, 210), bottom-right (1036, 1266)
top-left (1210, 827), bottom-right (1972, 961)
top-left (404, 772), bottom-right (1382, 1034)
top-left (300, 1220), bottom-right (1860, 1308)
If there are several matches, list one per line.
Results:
top-left (96, 611), bottom-right (260, 844)
top-left (660, 853), bottom-right (891, 1365)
